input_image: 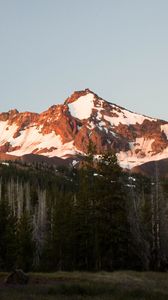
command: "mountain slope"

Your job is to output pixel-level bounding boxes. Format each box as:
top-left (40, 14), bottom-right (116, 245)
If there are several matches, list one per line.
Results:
top-left (0, 89), bottom-right (168, 168)
top-left (131, 158), bottom-right (168, 178)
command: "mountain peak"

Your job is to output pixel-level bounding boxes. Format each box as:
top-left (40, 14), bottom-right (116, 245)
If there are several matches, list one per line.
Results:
top-left (64, 88), bottom-right (96, 105)
top-left (0, 89), bottom-right (168, 169)
top-left (65, 90), bottom-right (96, 120)
top-left (8, 109), bottom-right (19, 115)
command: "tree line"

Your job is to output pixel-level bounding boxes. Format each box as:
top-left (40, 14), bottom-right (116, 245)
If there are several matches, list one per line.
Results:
top-left (0, 149), bottom-right (168, 272)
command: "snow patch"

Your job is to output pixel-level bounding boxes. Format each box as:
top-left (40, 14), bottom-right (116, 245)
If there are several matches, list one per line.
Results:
top-left (68, 93), bottom-right (94, 119)
top-left (0, 121), bottom-right (18, 144)
top-left (2, 124), bottom-right (77, 158)
top-left (117, 142), bottom-right (168, 169)
top-left (104, 107), bottom-right (156, 126)
top-left (40, 141), bottom-right (76, 158)
top-left (161, 124), bottom-right (168, 139)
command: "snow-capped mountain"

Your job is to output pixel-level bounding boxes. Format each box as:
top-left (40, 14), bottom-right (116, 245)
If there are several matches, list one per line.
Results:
top-left (0, 89), bottom-right (168, 169)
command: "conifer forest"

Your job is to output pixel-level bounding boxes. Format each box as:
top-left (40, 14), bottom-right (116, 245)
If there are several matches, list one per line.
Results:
top-left (0, 149), bottom-right (168, 273)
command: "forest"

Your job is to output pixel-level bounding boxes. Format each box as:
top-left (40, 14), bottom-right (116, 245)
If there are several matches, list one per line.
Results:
top-left (0, 147), bottom-right (168, 273)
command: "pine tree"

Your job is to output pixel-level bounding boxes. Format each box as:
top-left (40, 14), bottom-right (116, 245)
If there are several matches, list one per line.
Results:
top-left (73, 141), bottom-right (100, 270)
top-left (0, 198), bottom-right (17, 271)
top-left (96, 151), bottom-right (130, 270)
top-left (73, 168), bottom-right (95, 270)
top-left (126, 173), bottom-right (150, 270)
top-left (150, 163), bottom-right (168, 270)
top-left (41, 190), bottom-right (75, 271)
top-left (17, 211), bottom-right (36, 271)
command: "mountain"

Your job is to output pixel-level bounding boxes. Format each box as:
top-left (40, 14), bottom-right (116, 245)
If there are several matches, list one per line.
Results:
top-left (131, 158), bottom-right (168, 178)
top-left (0, 88), bottom-right (168, 170)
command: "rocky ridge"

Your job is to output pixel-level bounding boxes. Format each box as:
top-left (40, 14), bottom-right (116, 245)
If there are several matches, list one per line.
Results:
top-left (0, 89), bottom-right (168, 169)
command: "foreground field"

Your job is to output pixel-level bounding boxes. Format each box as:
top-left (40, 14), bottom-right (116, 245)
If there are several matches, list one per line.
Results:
top-left (0, 271), bottom-right (168, 300)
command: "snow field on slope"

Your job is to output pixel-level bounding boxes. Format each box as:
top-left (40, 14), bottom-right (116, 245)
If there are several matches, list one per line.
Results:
top-left (68, 93), bottom-right (95, 119)
top-left (104, 107), bottom-right (156, 126)
top-left (118, 142), bottom-right (168, 169)
top-left (68, 91), bottom-right (157, 127)
top-left (0, 121), bottom-right (18, 143)
top-left (0, 121), bottom-right (75, 158)
top-left (9, 126), bottom-right (63, 155)
top-left (40, 141), bottom-right (76, 158)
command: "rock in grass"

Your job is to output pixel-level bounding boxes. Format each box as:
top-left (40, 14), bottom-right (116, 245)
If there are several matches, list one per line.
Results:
top-left (5, 269), bottom-right (29, 285)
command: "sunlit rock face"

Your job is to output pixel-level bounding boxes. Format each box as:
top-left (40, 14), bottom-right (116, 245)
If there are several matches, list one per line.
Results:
top-left (0, 88), bottom-right (168, 168)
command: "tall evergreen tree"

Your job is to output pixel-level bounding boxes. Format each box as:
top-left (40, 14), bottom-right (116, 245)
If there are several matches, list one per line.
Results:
top-left (17, 211), bottom-right (35, 271)
top-left (96, 151), bottom-right (130, 270)
top-left (0, 198), bottom-right (17, 271)
top-left (150, 163), bottom-right (168, 270)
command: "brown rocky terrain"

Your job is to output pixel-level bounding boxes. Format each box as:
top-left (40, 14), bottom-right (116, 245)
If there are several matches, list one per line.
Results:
top-left (0, 89), bottom-right (168, 169)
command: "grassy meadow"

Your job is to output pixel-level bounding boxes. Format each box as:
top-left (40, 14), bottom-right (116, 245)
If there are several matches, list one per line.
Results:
top-left (0, 271), bottom-right (168, 300)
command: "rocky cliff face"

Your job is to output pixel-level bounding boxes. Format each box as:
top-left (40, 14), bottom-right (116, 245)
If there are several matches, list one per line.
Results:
top-left (0, 89), bottom-right (168, 168)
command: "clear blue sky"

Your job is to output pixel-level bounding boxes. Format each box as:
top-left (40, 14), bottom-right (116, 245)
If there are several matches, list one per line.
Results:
top-left (0, 0), bottom-right (168, 120)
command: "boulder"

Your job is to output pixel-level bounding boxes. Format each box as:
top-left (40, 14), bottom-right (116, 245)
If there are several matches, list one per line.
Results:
top-left (5, 269), bottom-right (29, 285)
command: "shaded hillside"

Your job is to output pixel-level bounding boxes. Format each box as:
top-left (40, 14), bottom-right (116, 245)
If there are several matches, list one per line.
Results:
top-left (131, 158), bottom-right (168, 178)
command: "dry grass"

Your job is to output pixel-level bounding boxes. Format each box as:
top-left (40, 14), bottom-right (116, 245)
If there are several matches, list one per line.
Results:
top-left (0, 271), bottom-right (168, 300)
